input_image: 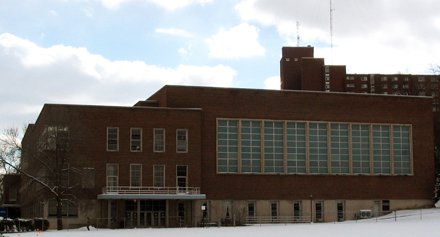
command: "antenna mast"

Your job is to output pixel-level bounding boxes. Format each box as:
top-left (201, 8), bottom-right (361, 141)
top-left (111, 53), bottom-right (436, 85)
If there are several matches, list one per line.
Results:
top-left (329, 0), bottom-right (335, 61)
top-left (296, 21), bottom-right (300, 47)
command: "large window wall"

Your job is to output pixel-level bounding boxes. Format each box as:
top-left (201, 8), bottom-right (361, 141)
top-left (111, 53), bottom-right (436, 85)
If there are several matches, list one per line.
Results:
top-left (216, 119), bottom-right (412, 176)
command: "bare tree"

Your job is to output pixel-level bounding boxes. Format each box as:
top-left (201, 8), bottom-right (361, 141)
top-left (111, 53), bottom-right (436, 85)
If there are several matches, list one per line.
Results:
top-left (0, 126), bottom-right (80, 230)
top-left (430, 64), bottom-right (440, 75)
top-left (0, 127), bottom-right (22, 174)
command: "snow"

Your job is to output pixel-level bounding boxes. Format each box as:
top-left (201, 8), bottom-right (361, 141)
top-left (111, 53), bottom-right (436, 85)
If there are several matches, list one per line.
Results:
top-left (4, 208), bottom-right (440, 237)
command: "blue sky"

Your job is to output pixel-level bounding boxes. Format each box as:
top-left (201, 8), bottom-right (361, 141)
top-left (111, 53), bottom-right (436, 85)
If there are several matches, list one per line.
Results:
top-left (1, 0), bottom-right (440, 131)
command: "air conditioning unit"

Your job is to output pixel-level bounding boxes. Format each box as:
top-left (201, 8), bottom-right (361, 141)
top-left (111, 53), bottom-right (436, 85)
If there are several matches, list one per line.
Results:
top-left (359, 210), bottom-right (372, 219)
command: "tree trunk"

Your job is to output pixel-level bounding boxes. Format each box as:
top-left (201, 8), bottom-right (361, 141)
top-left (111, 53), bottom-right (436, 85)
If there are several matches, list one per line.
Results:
top-left (56, 196), bottom-right (63, 230)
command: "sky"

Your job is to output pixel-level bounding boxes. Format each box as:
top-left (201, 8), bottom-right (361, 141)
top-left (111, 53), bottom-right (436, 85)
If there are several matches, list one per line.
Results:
top-left (1, 0), bottom-right (440, 131)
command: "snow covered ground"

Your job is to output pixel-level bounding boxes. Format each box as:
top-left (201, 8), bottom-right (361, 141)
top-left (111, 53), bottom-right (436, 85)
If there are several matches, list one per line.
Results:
top-left (4, 208), bottom-right (440, 237)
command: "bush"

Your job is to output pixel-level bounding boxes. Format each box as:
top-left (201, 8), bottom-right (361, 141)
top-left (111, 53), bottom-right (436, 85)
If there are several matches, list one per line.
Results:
top-left (33, 218), bottom-right (49, 231)
top-left (14, 219), bottom-right (34, 232)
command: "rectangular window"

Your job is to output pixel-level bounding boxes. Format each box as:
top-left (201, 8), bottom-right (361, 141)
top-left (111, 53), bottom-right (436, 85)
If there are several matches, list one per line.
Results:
top-left (315, 201), bottom-right (324, 222)
top-left (382, 200), bottom-right (390, 212)
top-left (247, 202), bottom-right (256, 217)
top-left (331, 123), bottom-right (349, 174)
top-left (130, 128), bottom-right (142, 152)
top-left (130, 164), bottom-right (142, 187)
top-left (352, 124), bottom-right (370, 174)
top-left (176, 129), bottom-right (188, 153)
top-left (264, 121), bottom-right (284, 173)
top-left (293, 201), bottom-right (302, 221)
top-left (154, 165), bottom-right (165, 187)
top-left (177, 165), bottom-right (188, 192)
top-left (271, 201), bottom-right (278, 221)
top-left (107, 127), bottom-right (119, 151)
top-left (48, 200), bottom-right (78, 217)
top-left (287, 122), bottom-right (306, 174)
top-left (309, 123), bottom-right (328, 174)
top-left (217, 120), bottom-right (238, 173)
top-left (241, 121), bottom-right (261, 173)
top-left (106, 164), bottom-right (119, 192)
top-left (154, 128), bottom-right (165, 152)
top-left (373, 125), bottom-right (391, 175)
top-left (337, 201), bottom-right (345, 221)
top-left (393, 125), bottom-right (412, 175)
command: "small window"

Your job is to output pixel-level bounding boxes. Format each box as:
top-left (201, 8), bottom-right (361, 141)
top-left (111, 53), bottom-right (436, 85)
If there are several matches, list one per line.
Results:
top-left (130, 164), bottom-right (142, 187)
top-left (382, 200), bottom-right (390, 212)
top-left (107, 127), bottom-right (119, 151)
top-left (154, 128), bottom-right (165, 152)
top-left (130, 128), bottom-right (142, 152)
top-left (293, 201), bottom-right (302, 221)
top-left (271, 201), bottom-right (278, 221)
top-left (337, 201), bottom-right (345, 221)
top-left (248, 202), bottom-right (256, 217)
top-left (48, 200), bottom-right (78, 217)
top-left (154, 165), bottom-right (165, 187)
top-left (176, 129), bottom-right (188, 153)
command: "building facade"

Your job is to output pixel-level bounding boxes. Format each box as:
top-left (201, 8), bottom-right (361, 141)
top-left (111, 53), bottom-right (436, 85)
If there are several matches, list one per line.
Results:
top-left (280, 46), bottom-right (440, 161)
top-left (20, 84), bottom-right (435, 228)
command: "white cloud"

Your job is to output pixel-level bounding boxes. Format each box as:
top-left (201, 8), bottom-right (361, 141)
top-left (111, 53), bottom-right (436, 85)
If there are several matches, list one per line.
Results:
top-left (206, 23), bottom-right (265, 59)
top-left (264, 76), bottom-right (280, 90)
top-left (0, 33), bottom-right (236, 129)
top-left (155, 28), bottom-right (194, 38)
top-left (101, 0), bottom-right (213, 11)
top-left (235, 0), bottom-right (440, 74)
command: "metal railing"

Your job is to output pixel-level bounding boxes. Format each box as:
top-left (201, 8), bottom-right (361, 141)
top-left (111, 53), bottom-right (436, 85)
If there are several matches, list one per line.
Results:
top-left (101, 186), bottom-right (201, 195)
top-left (246, 216), bottom-right (310, 224)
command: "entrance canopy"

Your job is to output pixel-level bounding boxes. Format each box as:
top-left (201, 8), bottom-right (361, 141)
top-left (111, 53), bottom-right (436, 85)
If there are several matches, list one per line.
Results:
top-left (97, 186), bottom-right (206, 200)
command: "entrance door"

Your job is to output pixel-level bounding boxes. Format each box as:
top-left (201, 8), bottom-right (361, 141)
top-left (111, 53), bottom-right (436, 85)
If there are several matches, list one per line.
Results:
top-left (143, 211), bottom-right (165, 227)
top-left (125, 211), bottom-right (138, 228)
top-left (126, 200), bottom-right (166, 228)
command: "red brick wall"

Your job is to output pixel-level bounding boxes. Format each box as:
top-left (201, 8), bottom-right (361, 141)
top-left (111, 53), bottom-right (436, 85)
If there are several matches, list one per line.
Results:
top-left (22, 105), bottom-right (203, 200)
top-left (150, 86), bottom-right (435, 201)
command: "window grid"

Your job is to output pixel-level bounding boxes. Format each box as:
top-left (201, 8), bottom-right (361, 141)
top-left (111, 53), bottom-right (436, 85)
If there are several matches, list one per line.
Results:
top-left (264, 121), bottom-right (284, 173)
top-left (130, 164), bottom-right (142, 187)
top-left (130, 128), bottom-right (142, 152)
top-left (351, 124), bottom-right (370, 174)
top-left (373, 125), bottom-right (391, 174)
top-left (106, 164), bottom-right (119, 191)
top-left (330, 124), bottom-right (349, 174)
top-left (154, 165), bottom-right (165, 187)
top-left (107, 127), bottom-right (119, 151)
top-left (286, 122), bottom-right (306, 173)
top-left (176, 129), bottom-right (188, 153)
top-left (309, 123), bottom-right (328, 174)
top-left (216, 119), bottom-right (412, 176)
top-left (393, 126), bottom-right (412, 175)
top-left (217, 120), bottom-right (238, 173)
top-left (154, 128), bottom-right (165, 152)
top-left (241, 121), bottom-right (261, 173)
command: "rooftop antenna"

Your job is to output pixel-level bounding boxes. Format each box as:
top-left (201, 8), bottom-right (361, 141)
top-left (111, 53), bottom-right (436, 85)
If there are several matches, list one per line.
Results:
top-left (296, 21), bottom-right (300, 47)
top-left (329, 0), bottom-right (335, 62)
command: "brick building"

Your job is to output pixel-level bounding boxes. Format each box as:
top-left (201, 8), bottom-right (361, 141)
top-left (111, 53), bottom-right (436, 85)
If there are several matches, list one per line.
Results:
top-left (280, 46), bottom-right (440, 156)
top-left (20, 82), bottom-right (435, 228)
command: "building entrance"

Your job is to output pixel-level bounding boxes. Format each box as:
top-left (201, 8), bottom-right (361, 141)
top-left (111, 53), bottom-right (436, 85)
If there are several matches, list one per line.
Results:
top-left (125, 200), bottom-right (166, 228)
